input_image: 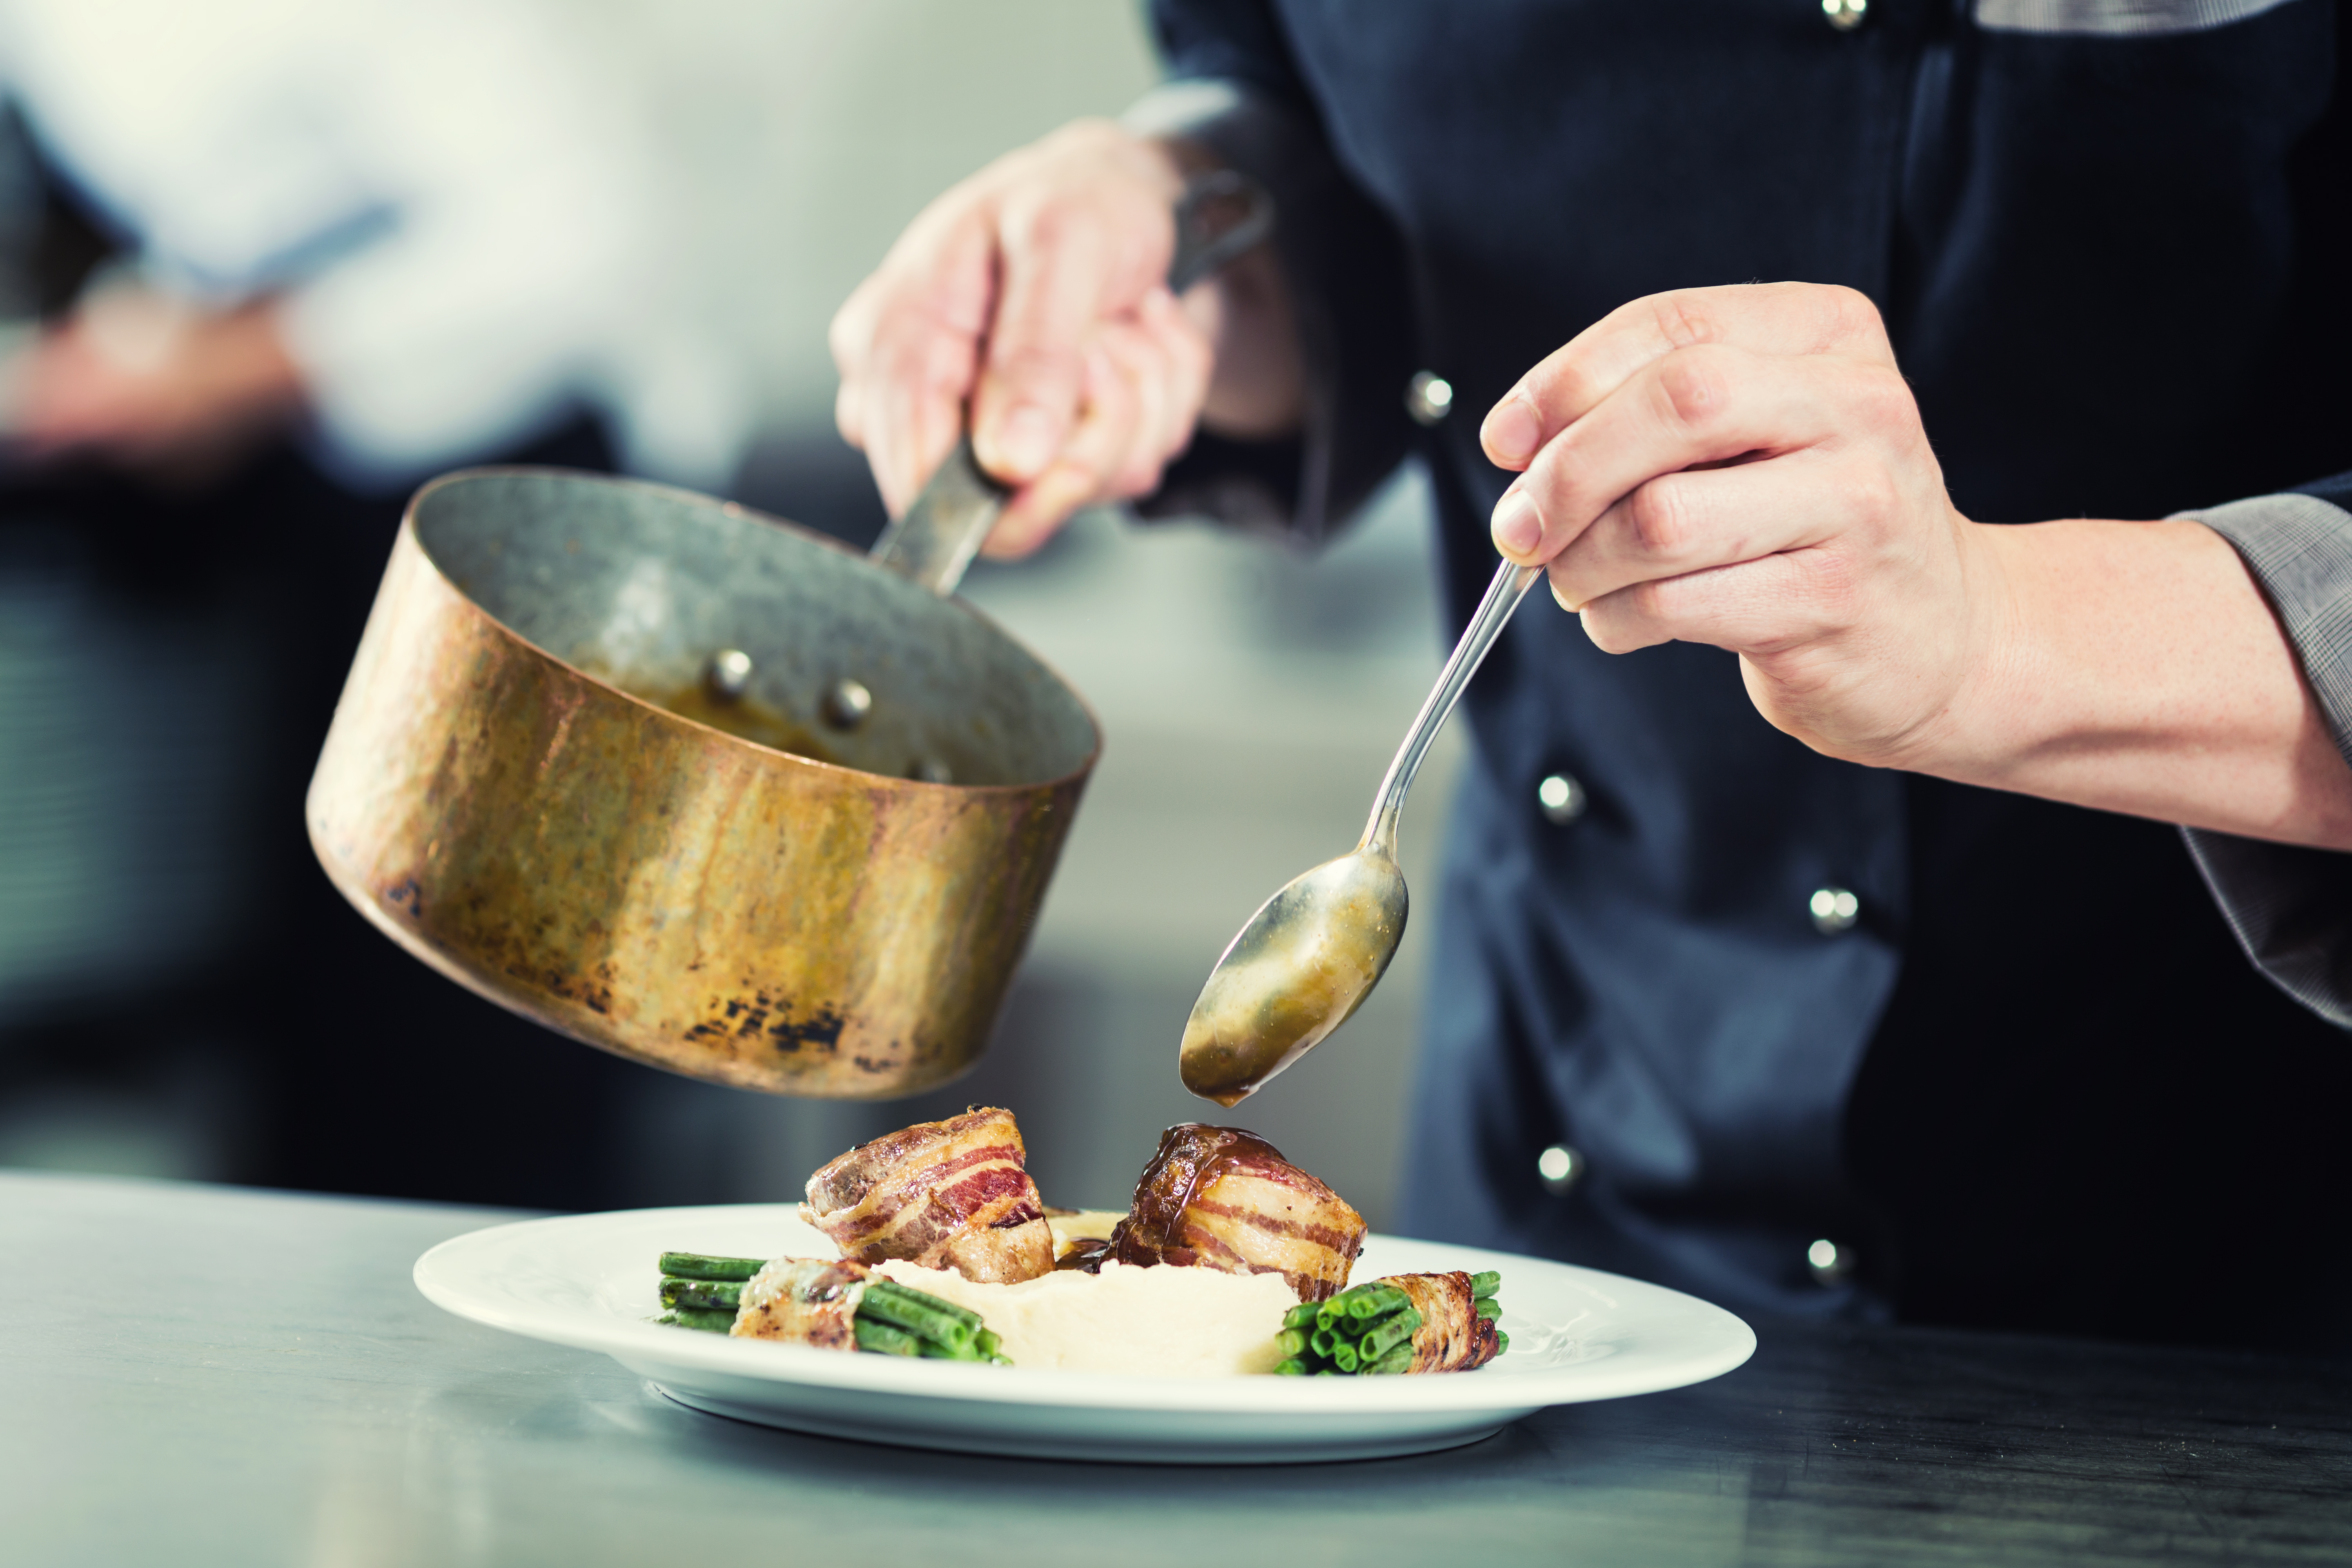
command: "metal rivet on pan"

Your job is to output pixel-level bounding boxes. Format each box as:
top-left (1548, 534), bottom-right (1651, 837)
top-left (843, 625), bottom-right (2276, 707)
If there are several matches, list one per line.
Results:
top-left (822, 677), bottom-right (874, 730)
top-left (705, 649), bottom-right (753, 700)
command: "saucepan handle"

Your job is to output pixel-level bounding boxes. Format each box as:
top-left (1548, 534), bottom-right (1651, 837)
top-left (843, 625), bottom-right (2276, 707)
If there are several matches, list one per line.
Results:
top-left (869, 171), bottom-right (1276, 598)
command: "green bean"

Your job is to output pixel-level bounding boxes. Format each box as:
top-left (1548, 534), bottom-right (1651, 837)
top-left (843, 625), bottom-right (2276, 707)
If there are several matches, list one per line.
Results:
top-left (659, 1277), bottom-right (743, 1312)
top-left (1469, 1271), bottom-right (1501, 1298)
top-left (1283, 1302), bottom-right (1321, 1331)
top-left (659, 1252), bottom-right (765, 1282)
top-left (855, 1283), bottom-right (976, 1352)
top-left (1474, 1297), bottom-right (1500, 1321)
top-left (864, 1278), bottom-right (984, 1330)
top-left (1365, 1344), bottom-right (1414, 1375)
top-left (1275, 1357), bottom-right (1309, 1376)
top-left (658, 1306), bottom-right (736, 1333)
top-left (1356, 1309), bottom-right (1422, 1364)
top-left (1332, 1341), bottom-right (1360, 1372)
top-left (1494, 1331), bottom-right (1510, 1354)
top-left (853, 1317), bottom-right (922, 1356)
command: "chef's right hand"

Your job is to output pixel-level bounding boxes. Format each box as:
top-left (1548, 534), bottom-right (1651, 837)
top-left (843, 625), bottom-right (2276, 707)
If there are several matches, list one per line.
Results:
top-left (831, 120), bottom-right (1215, 559)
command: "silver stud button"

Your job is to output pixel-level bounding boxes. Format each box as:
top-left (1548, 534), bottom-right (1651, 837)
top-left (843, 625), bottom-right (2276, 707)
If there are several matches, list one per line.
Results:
top-left (1807, 1237), bottom-right (1856, 1284)
top-left (1809, 886), bottom-right (1860, 935)
top-left (1405, 370), bottom-right (1454, 427)
top-left (1822, 0), bottom-right (1867, 29)
top-left (1537, 773), bottom-right (1586, 825)
top-left (1537, 1143), bottom-right (1584, 1195)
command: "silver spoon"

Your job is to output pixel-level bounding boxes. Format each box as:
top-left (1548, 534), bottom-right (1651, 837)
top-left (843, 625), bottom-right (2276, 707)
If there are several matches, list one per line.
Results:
top-left (1179, 556), bottom-right (1543, 1105)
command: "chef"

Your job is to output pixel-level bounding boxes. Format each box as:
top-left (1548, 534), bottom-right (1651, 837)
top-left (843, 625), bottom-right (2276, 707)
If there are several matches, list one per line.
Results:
top-left (831, 0), bottom-right (2352, 1350)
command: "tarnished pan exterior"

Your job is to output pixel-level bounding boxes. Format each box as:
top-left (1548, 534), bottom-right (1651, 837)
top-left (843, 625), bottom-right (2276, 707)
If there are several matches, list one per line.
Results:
top-left (307, 469), bottom-right (1097, 1098)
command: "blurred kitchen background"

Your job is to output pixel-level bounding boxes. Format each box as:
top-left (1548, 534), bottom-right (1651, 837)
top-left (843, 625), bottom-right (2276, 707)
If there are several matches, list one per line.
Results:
top-left (0, 0), bottom-right (1461, 1228)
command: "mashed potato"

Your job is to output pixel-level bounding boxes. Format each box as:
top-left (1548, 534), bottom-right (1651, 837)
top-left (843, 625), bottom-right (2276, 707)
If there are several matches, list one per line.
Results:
top-left (873, 1258), bottom-right (1292, 1376)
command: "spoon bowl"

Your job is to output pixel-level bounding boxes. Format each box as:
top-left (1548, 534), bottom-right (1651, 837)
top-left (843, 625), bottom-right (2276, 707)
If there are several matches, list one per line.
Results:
top-left (1177, 846), bottom-right (1406, 1106)
top-left (1178, 559), bottom-right (1540, 1104)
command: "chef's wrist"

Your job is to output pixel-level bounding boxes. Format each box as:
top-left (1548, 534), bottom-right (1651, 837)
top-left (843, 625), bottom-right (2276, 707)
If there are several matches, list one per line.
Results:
top-left (1913, 517), bottom-right (2064, 788)
top-left (1918, 516), bottom-right (2352, 846)
top-left (1125, 134), bottom-right (1303, 442)
top-left (1123, 87), bottom-right (1307, 442)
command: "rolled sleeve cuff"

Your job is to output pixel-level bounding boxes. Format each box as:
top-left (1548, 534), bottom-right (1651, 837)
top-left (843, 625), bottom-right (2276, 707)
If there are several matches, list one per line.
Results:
top-left (2180, 490), bottom-right (2352, 1027)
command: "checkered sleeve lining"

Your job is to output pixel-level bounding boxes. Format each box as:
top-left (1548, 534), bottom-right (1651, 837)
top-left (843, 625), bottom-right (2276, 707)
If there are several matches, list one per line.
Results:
top-left (2180, 492), bottom-right (2352, 1029)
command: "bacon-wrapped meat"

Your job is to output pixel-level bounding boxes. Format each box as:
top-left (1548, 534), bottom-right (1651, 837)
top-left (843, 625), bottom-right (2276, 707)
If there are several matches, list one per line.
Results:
top-left (1107, 1123), bottom-right (1365, 1301)
top-left (801, 1107), bottom-right (1054, 1283)
top-left (1384, 1271), bottom-right (1504, 1372)
top-left (730, 1257), bottom-right (869, 1350)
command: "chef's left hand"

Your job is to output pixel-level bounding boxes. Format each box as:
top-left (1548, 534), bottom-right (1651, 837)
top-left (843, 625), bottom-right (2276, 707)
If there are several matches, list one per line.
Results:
top-left (1480, 281), bottom-right (2002, 773)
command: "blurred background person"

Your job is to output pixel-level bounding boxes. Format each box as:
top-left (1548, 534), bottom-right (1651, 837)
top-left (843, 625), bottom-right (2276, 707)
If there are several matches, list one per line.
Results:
top-left (0, 0), bottom-right (682, 1207)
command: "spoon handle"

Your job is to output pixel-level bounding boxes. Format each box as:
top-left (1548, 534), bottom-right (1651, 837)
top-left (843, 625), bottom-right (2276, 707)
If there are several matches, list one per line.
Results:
top-left (1362, 557), bottom-right (1542, 856)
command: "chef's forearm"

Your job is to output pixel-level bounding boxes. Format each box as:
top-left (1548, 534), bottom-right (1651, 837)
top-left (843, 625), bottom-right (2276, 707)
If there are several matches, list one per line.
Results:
top-left (1934, 517), bottom-right (2352, 850)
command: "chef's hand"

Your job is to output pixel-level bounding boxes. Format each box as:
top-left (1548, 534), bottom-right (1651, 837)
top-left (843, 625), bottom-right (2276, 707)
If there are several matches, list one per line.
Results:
top-left (1480, 282), bottom-right (1999, 774)
top-left (831, 120), bottom-right (1217, 559)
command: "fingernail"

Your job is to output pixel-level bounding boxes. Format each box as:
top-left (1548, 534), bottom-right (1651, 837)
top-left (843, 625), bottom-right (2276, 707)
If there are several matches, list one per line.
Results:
top-left (993, 404), bottom-right (1056, 475)
top-left (1484, 398), bottom-right (1542, 466)
top-left (1492, 489), bottom-right (1544, 559)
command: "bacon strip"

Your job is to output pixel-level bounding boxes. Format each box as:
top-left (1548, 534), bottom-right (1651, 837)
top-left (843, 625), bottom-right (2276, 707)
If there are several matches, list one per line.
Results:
top-left (1107, 1123), bottom-right (1365, 1301)
top-left (800, 1107), bottom-right (1054, 1283)
top-left (731, 1257), bottom-right (869, 1350)
top-left (1383, 1272), bottom-right (1502, 1372)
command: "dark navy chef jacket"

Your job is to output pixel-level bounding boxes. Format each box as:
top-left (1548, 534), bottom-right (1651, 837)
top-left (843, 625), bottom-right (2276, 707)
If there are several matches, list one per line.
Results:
top-left (1144, 0), bottom-right (2352, 1350)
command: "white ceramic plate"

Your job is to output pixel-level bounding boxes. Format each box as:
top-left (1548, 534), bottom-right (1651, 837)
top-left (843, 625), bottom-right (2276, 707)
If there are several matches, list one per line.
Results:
top-left (414, 1203), bottom-right (1755, 1464)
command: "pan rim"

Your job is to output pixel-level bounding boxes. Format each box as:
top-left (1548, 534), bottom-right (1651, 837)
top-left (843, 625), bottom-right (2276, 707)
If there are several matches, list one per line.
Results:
top-left (402, 464), bottom-right (1104, 797)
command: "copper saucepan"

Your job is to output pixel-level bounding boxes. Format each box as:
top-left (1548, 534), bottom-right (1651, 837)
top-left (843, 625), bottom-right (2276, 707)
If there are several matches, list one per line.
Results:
top-left (305, 176), bottom-right (1270, 1099)
top-left (305, 468), bottom-right (1098, 1098)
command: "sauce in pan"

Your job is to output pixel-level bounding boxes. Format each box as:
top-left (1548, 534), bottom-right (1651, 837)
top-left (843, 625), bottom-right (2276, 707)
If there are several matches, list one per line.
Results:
top-left (630, 680), bottom-right (840, 764)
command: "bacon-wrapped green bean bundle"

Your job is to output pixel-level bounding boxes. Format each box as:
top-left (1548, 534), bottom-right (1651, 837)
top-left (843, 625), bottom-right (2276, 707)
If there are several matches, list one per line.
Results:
top-left (654, 1252), bottom-right (1009, 1363)
top-left (1273, 1270), bottom-right (1504, 1375)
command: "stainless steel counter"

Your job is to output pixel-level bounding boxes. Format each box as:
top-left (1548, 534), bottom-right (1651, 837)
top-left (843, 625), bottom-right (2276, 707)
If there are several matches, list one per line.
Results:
top-left (7, 1171), bottom-right (2346, 1566)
